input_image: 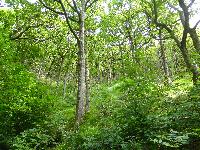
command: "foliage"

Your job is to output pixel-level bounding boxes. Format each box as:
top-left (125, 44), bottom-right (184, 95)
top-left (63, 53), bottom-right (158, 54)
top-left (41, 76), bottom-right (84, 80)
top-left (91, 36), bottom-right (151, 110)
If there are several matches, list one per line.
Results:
top-left (1, 0), bottom-right (200, 149)
top-left (12, 128), bottom-right (53, 150)
top-left (53, 78), bottom-right (200, 150)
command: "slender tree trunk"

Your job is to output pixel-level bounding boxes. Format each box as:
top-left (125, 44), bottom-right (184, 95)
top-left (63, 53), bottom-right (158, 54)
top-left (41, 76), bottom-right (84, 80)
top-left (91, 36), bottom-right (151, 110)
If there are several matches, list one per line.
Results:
top-left (76, 0), bottom-right (86, 124)
top-left (159, 29), bottom-right (171, 84)
top-left (108, 63), bottom-right (112, 82)
top-left (38, 59), bottom-right (45, 79)
top-left (57, 56), bottom-right (64, 88)
top-left (46, 56), bottom-right (56, 78)
top-left (172, 47), bottom-right (179, 75)
top-left (63, 72), bottom-right (68, 99)
top-left (128, 31), bottom-right (135, 62)
top-left (111, 51), bottom-right (115, 80)
top-left (119, 44), bottom-right (125, 76)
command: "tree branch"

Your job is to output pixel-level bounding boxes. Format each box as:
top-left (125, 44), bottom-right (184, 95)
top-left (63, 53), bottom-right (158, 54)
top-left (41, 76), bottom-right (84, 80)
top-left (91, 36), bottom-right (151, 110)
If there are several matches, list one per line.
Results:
top-left (178, 0), bottom-right (190, 28)
top-left (187, 0), bottom-right (195, 8)
top-left (167, 2), bottom-right (185, 26)
top-left (72, 0), bottom-right (80, 15)
top-left (10, 26), bottom-right (31, 40)
top-left (151, 0), bottom-right (181, 48)
top-left (39, 0), bottom-right (79, 41)
top-left (157, 23), bottom-right (181, 48)
top-left (167, 2), bottom-right (180, 11)
top-left (10, 24), bottom-right (43, 40)
top-left (193, 19), bottom-right (200, 29)
top-left (58, 0), bottom-right (79, 41)
top-left (38, 0), bottom-right (64, 15)
top-left (152, 0), bottom-right (158, 23)
top-left (66, 0), bottom-right (80, 17)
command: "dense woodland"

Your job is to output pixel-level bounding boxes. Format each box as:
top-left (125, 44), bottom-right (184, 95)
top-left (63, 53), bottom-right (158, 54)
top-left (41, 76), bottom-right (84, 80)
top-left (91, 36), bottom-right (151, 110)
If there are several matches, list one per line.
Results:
top-left (0, 0), bottom-right (200, 149)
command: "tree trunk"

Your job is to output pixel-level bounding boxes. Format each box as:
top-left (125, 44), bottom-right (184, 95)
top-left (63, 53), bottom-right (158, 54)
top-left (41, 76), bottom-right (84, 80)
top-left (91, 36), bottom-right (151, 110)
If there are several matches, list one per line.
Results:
top-left (189, 28), bottom-right (200, 54)
top-left (38, 59), bottom-right (44, 79)
top-left (127, 30), bottom-right (135, 62)
top-left (119, 44), bottom-right (125, 76)
top-left (180, 30), bottom-right (199, 84)
top-left (159, 29), bottom-right (171, 84)
top-left (63, 72), bottom-right (68, 99)
top-left (57, 56), bottom-right (64, 88)
top-left (171, 47), bottom-right (179, 75)
top-left (76, 0), bottom-right (86, 124)
top-left (85, 60), bottom-right (90, 113)
top-left (150, 0), bottom-right (199, 84)
top-left (189, 28), bottom-right (200, 84)
top-left (46, 56), bottom-right (56, 78)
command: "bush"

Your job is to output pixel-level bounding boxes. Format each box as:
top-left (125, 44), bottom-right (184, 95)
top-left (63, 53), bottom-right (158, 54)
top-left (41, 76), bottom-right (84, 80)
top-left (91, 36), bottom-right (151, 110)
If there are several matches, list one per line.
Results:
top-left (12, 128), bottom-right (54, 150)
top-left (0, 61), bottom-right (58, 149)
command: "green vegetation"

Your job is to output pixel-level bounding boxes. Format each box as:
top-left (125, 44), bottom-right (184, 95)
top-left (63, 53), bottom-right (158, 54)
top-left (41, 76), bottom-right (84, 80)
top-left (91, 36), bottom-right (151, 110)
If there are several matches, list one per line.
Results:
top-left (0, 0), bottom-right (200, 149)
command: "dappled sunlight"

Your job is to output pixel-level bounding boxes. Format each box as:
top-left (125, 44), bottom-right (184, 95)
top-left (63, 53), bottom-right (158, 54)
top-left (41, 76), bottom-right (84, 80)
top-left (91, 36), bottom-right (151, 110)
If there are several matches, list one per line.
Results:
top-left (166, 78), bottom-right (193, 99)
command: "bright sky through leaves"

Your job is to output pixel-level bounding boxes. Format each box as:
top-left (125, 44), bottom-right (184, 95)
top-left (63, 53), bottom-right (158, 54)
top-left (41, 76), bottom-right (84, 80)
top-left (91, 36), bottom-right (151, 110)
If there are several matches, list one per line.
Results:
top-left (1, 0), bottom-right (200, 28)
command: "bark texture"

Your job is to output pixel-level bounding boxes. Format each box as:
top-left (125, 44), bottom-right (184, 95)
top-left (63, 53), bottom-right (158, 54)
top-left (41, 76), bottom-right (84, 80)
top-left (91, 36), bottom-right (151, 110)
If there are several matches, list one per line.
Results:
top-left (76, 0), bottom-right (86, 124)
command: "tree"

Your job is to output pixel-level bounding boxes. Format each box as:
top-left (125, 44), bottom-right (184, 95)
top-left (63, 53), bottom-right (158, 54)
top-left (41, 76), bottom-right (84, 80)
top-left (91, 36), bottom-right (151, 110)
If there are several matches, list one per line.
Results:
top-left (144, 0), bottom-right (199, 84)
top-left (38, 0), bottom-right (97, 124)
